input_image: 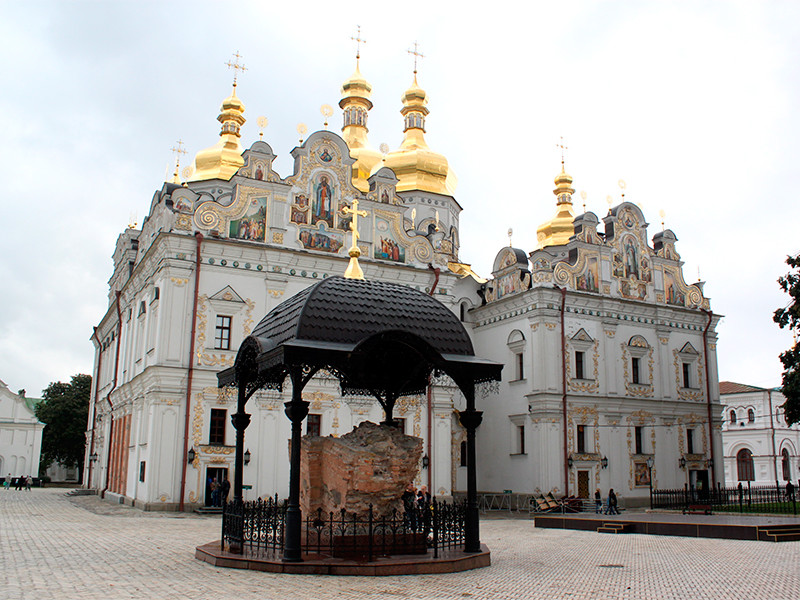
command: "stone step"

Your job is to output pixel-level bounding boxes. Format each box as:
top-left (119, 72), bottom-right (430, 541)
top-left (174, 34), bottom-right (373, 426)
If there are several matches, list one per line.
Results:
top-left (597, 523), bottom-right (628, 534)
top-left (761, 528), bottom-right (800, 542)
top-left (195, 506), bottom-right (223, 515)
top-left (65, 489), bottom-right (97, 497)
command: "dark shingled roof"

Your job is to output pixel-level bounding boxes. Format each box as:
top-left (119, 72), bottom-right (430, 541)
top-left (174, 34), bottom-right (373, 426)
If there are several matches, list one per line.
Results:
top-left (219, 276), bottom-right (501, 396)
top-left (250, 276), bottom-right (474, 357)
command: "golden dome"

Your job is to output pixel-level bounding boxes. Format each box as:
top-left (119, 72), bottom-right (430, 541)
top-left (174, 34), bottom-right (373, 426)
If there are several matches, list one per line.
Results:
top-left (382, 75), bottom-right (456, 196)
top-left (188, 84), bottom-right (246, 182)
top-left (536, 164), bottom-right (576, 248)
top-left (339, 64), bottom-right (382, 193)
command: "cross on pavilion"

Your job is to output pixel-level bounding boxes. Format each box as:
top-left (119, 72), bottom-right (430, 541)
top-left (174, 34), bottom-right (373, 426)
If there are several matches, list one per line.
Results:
top-left (342, 198), bottom-right (368, 280)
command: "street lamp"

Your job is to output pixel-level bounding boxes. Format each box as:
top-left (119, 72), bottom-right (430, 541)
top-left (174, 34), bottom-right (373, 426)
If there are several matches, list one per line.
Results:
top-left (601, 456), bottom-right (609, 469)
top-left (646, 456), bottom-right (654, 509)
top-left (679, 456), bottom-right (687, 469)
top-left (244, 449), bottom-right (251, 465)
top-left (422, 454), bottom-right (430, 469)
top-left (187, 447), bottom-right (196, 464)
top-left (567, 456), bottom-right (574, 468)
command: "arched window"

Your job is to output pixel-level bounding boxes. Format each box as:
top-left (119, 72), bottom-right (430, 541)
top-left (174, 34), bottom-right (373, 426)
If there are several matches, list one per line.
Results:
top-left (729, 410), bottom-right (737, 425)
top-left (736, 448), bottom-right (755, 482)
top-left (782, 448), bottom-right (791, 481)
top-left (747, 408), bottom-right (755, 423)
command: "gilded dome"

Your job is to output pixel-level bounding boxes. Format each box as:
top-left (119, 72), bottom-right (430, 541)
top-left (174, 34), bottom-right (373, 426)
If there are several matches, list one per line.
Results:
top-left (382, 76), bottom-right (456, 196)
top-left (189, 84), bottom-right (246, 182)
top-left (536, 164), bottom-right (576, 248)
top-left (339, 64), bottom-right (381, 193)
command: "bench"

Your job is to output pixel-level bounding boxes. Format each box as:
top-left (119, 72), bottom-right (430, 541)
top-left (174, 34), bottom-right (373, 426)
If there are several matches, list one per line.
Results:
top-left (683, 504), bottom-right (712, 515)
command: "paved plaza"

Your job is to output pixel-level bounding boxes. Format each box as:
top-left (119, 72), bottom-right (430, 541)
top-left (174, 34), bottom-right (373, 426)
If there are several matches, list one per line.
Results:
top-left (2, 489), bottom-right (799, 600)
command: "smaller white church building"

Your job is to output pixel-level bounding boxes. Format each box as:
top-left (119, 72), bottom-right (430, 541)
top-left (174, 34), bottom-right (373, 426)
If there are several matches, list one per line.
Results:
top-left (0, 380), bottom-right (43, 480)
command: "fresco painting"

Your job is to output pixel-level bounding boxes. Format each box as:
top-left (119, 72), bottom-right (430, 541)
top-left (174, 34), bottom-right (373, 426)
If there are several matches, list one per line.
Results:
top-left (229, 197), bottom-right (267, 241)
top-left (298, 224), bottom-right (344, 253)
top-left (577, 257), bottom-right (599, 292)
top-left (373, 216), bottom-right (405, 263)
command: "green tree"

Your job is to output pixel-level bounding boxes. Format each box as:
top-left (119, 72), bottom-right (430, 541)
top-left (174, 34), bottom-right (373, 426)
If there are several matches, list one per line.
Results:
top-left (774, 254), bottom-right (800, 425)
top-left (35, 374), bottom-right (91, 480)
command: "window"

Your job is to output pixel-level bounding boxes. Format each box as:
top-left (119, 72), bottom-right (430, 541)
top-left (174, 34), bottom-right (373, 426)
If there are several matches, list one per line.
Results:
top-left (747, 408), bottom-right (755, 423)
top-left (577, 425), bottom-right (586, 454)
top-left (737, 448), bottom-right (754, 481)
top-left (782, 449), bottom-right (791, 481)
top-left (682, 363), bottom-right (691, 388)
top-left (139, 461), bottom-right (146, 482)
top-left (460, 441), bottom-right (468, 467)
top-left (516, 353), bottom-right (524, 381)
top-left (635, 426), bottom-right (643, 455)
top-left (307, 414), bottom-right (321, 437)
top-left (153, 287), bottom-right (160, 301)
top-left (575, 352), bottom-right (585, 380)
top-left (729, 410), bottom-right (737, 425)
top-left (686, 428), bottom-right (695, 454)
top-left (394, 417), bottom-right (406, 433)
top-left (209, 409), bottom-right (226, 445)
top-left (138, 300), bottom-right (146, 316)
top-left (516, 424), bottom-right (526, 454)
top-left (632, 357), bottom-right (641, 384)
top-left (215, 315), bottom-right (232, 350)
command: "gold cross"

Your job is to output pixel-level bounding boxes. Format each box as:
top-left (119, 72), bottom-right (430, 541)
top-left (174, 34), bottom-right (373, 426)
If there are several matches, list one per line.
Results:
top-left (342, 198), bottom-right (369, 280)
top-left (556, 136), bottom-right (568, 166)
top-left (351, 25), bottom-right (366, 64)
top-left (408, 41), bottom-right (424, 74)
top-left (171, 139), bottom-right (187, 167)
top-left (225, 51), bottom-right (247, 85)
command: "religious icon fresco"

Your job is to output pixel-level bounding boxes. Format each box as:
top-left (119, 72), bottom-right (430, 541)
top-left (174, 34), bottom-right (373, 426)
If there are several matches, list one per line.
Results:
top-left (255, 164), bottom-right (264, 180)
top-left (290, 194), bottom-right (309, 225)
top-left (664, 270), bottom-right (686, 306)
top-left (634, 462), bottom-right (651, 486)
top-left (311, 174), bottom-right (335, 228)
top-left (319, 148), bottom-right (333, 163)
top-left (577, 257), bottom-right (599, 293)
top-left (229, 197), bottom-right (267, 241)
top-left (298, 223), bottom-right (344, 253)
top-left (373, 217), bottom-right (406, 263)
top-left (174, 198), bottom-right (193, 213)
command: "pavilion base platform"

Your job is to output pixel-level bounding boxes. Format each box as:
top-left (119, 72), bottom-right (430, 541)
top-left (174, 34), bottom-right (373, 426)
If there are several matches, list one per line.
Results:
top-left (195, 541), bottom-right (491, 575)
top-left (535, 512), bottom-right (800, 542)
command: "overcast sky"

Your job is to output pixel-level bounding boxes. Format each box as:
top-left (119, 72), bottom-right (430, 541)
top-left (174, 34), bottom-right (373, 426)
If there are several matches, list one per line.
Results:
top-left (1, 1), bottom-right (798, 397)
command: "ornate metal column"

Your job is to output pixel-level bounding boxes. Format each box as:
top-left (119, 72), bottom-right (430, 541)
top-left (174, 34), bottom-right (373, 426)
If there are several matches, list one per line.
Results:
top-left (231, 382), bottom-right (250, 505)
top-left (283, 367), bottom-right (310, 562)
top-left (459, 384), bottom-right (483, 553)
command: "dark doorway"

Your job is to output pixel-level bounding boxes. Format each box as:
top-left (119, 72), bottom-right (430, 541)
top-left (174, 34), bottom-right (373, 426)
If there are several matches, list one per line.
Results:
top-left (577, 470), bottom-right (590, 498)
top-left (690, 469), bottom-right (709, 500)
top-left (205, 467), bottom-right (229, 506)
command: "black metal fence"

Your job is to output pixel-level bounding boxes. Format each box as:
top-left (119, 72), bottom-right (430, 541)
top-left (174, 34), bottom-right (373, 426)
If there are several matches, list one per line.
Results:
top-left (651, 481), bottom-right (799, 515)
top-left (222, 496), bottom-right (467, 561)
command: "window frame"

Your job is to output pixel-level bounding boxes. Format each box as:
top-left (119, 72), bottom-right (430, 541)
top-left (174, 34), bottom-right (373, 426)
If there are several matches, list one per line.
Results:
top-left (214, 315), bottom-right (232, 350)
top-left (209, 408), bottom-right (227, 446)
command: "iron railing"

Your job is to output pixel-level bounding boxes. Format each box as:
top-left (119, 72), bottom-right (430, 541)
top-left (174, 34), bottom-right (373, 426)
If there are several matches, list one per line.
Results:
top-left (222, 496), bottom-right (467, 561)
top-left (651, 481), bottom-right (799, 515)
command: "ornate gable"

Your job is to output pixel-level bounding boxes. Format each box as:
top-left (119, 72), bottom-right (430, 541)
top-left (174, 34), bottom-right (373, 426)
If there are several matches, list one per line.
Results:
top-left (484, 248), bottom-right (531, 303)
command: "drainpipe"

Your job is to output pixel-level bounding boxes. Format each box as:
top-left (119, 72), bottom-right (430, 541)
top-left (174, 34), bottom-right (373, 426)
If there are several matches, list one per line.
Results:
top-left (427, 263), bottom-right (440, 296)
top-left (768, 389), bottom-right (779, 485)
top-left (179, 232), bottom-right (203, 511)
top-left (701, 308), bottom-right (717, 486)
top-left (87, 327), bottom-right (104, 488)
top-left (102, 291), bottom-right (122, 498)
top-left (559, 286), bottom-right (569, 496)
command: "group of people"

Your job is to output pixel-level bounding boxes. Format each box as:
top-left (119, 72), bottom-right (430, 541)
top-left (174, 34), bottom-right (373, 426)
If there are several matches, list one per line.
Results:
top-left (208, 476), bottom-right (230, 507)
top-left (4, 474), bottom-right (33, 491)
top-left (401, 484), bottom-right (432, 533)
top-left (594, 488), bottom-right (619, 515)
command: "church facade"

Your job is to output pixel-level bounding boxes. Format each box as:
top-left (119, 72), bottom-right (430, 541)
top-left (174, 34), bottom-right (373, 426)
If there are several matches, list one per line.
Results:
top-left (83, 59), bottom-right (722, 510)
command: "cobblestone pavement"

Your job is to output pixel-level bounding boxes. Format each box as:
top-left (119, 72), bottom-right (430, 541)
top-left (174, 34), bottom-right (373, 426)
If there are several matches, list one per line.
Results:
top-left (2, 489), bottom-right (799, 600)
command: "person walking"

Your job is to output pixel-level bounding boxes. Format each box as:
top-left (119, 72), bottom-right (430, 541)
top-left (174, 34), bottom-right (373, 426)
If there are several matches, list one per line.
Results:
top-left (607, 488), bottom-right (619, 515)
top-left (25, 475), bottom-right (33, 491)
top-left (221, 476), bottom-right (231, 504)
top-left (594, 488), bottom-right (602, 514)
top-left (3, 473), bottom-right (10, 491)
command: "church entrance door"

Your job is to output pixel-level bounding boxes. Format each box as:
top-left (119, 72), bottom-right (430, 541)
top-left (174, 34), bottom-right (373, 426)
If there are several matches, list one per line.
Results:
top-left (577, 470), bottom-right (590, 498)
top-left (205, 466), bottom-right (229, 507)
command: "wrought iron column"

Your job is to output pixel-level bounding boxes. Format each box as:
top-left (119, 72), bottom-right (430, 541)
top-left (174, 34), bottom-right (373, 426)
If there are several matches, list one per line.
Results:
top-left (459, 385), bottom-right (483, 553)
top-left (231, 382), bottom-right (250, 504)
top-left (283, 368), bottom-right (309, 562)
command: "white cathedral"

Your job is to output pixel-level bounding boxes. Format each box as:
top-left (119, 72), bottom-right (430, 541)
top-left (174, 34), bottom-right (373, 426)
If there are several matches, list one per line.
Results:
top-left (83, 57), bottom-right (722, 510)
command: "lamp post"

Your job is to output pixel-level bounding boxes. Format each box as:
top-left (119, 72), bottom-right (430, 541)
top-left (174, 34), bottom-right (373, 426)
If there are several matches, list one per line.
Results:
top-left (646, 456), bottom-right (654, 509)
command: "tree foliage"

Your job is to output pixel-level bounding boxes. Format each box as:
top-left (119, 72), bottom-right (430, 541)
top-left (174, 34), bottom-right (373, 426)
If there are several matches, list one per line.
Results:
top-left (774, 254), bottom-right (800, 425)
top-left (35, 374), bottom-right (91, 478)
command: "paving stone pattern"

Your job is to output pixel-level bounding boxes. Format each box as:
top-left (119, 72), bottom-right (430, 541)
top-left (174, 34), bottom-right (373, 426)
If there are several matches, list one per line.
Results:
top-left (2, 489), bottom-right (799, 600)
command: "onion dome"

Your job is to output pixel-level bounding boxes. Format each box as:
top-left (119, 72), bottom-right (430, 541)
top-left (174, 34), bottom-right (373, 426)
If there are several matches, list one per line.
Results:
top-left (188, 84), bottom-right (246, 182)
top-left (383, 75), bottom-right (457, 196)
top-left (536, 164), bottom-right (576, 248)
top-left (339, 65), bottom-right (383, 193)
